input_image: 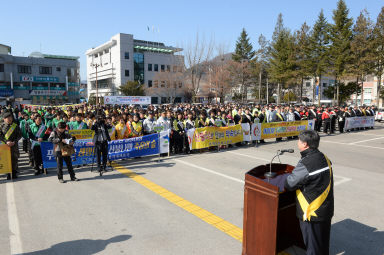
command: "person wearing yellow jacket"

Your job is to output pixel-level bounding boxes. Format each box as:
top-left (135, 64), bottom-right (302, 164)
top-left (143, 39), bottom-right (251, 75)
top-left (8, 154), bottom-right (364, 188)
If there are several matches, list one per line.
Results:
top-left (129, 114), bottom-right (143, 137)
top-left (113, 117), bottom-right (130, 140)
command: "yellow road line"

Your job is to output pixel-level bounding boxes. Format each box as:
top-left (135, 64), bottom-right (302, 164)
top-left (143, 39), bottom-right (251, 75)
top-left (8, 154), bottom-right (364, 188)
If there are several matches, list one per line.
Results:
top-left (112, 162), bottom-right (243, 242)
top-left (112, 162), bottom-right (291, 254)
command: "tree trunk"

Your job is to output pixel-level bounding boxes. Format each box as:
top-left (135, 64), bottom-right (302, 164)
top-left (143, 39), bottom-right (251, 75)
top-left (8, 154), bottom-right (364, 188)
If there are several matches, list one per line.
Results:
top-left (378, 74), bottom-right (382, 107)
top-left (300, 77), bottom-right (303, 103)
top-left (355, 76), bottom-right (359, 106)
top-left (318, 75), bottom-right (322, 106)
top-left (258, 69), bottom-right (262, 104)
top-left (277, 83), bottom-right (280, 104)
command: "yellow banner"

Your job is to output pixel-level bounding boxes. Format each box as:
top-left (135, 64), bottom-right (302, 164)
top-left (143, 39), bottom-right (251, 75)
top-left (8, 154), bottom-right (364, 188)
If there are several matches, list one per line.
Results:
top-left (68, 129), bottom-right (95, 140)
top-left (260, 120), bottom-right (310, 139)
top-left (0, 144), bottom-right (12, 174)
top-left (190, 125), bottom-right (243, 149)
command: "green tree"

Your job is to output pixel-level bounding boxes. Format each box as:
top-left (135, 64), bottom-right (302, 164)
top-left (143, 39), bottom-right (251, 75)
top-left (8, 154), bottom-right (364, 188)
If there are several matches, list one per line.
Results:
top-left (231, 28), bottom-right (256, 102)
top-left (283, 91), bottom-right (297, 103)
top-left (268, 13), bottom-right (296, 104)
top-left (349, 9), bottom-right (374, 105)
top-left (329, 0), bottom-right (354, 105)
top-left (232, 28), bottom-right (255, 62)
top-left (88, 93), bottom-right (104, 105)
top-left (372, 7), bottom-right (384, 107)
top-left (308, 9), bottom-right (330, 104)
top-left (323, 81), bottom-right (361, 104)
top-left (294, 22), bottom-right (312, 102)
top-left (118, 81), bottom-right (145, 96)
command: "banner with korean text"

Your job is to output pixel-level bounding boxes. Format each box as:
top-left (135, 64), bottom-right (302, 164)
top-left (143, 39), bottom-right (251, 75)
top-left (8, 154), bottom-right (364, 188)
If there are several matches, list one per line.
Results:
top-left (344, 116), bottom-right (375, 130)
top-left (104, 96), bottom-right (151, 105)
top-left (187, 124), bottom-right (243, 150)
top-left (0, 144), bottom-right (12, 175)
top-left (250, 120), bottom-right (315, 140)
top-left (41, 133), bottom-right (165, 168)
top-left (68, 129), bottom-right (94, 140)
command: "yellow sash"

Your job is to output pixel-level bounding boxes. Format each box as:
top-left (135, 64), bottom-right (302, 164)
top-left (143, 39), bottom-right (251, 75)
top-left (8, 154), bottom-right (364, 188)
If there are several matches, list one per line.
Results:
top-left (5, 123), bottom-right (17, 140)
top-left (296, 155), bottom-right (332, 221)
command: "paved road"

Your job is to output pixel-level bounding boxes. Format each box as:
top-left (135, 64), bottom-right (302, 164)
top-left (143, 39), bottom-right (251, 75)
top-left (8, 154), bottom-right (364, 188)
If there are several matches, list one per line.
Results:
top-left (1, 123), bottom-right (384, 255)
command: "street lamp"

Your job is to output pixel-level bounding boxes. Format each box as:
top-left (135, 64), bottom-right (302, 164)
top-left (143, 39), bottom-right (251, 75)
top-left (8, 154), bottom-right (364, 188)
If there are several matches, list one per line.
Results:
top-left (90, 63), bottom-right (102, 105)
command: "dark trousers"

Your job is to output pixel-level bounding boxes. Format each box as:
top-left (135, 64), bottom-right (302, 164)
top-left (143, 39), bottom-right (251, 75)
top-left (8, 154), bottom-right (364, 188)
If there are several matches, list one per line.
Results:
top-left (315, 120), bottom-right (322, 132)
top-left (32, 145), bottom-right (43, 171)
top-left (28, 140), bottom-right (34, 165)
top-left (22, 138), bottom-right (28, 153)
top-left (300, 220), bottom-right (331, 255)
top-left (338, 120), bottom-right (345, 133)
top-left (173, 132), bottom-right (184, 154)
top-left (323, 120), bottom-right (331, 134)
top-left (95, 141), bottom-right (108, 169)
top-left (55, 151), bottom-right (75, 180)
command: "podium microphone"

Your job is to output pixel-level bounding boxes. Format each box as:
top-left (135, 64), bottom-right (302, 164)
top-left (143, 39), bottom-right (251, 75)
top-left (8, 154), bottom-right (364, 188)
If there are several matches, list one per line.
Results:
top-left (265, 149), bottom-right (295, 178)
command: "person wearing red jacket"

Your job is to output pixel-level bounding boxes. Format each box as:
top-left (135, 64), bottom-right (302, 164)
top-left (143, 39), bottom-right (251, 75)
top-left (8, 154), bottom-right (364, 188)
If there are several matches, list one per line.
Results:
top-left (322, 108), bottom-right (331, 135)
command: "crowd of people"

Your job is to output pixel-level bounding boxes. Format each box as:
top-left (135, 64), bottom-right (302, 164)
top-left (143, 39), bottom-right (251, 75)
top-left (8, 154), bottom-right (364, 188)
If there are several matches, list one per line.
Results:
top-left (0, 103), bottom-right (377, 182)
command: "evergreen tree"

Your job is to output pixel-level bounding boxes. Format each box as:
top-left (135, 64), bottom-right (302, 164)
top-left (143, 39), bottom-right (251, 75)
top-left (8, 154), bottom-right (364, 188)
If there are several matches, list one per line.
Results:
top-left (118, 81), bottom-right (145, 96)
top-left (232, 28), bottom-right (255, 62)
top-left (268, 13), bottom-right (296, 104)
top-left (295, 22), bottom-right (312, 102)
top-left (308, 9), bottom-right (330, 104)
top-left (329, 0), bottom-right (354, 105)
top-left (349, 9), bottom-right (374, 105)
top-left (231, 28), bottom-right (255, 102)
top-left (372, 7), bottom-right (384, 107)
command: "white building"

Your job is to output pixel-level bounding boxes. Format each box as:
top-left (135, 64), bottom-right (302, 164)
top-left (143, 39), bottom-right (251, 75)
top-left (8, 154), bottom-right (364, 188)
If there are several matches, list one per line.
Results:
top-left (86, 33), bottom-right (185, 104)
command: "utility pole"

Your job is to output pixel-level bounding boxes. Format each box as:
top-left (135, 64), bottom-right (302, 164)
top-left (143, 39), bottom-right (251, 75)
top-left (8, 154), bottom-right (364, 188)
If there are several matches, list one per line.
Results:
top-left (91, 63), bottom-right (102, 105)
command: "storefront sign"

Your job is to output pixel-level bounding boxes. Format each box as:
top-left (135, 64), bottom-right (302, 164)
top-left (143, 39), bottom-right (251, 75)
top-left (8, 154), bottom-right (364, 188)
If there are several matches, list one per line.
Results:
top-left (30, 90), bottom-right (66, 96)
top-left (20, 76), bottom-right (59, 82)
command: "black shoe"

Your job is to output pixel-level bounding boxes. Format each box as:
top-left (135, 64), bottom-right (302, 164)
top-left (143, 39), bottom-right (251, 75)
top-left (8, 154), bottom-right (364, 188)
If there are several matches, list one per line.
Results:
top-left (59, 179), bottom-right (66, 183)
top-left (6, 174), bottom-right (16, 180)
top-left (34, 171), bottom-right (41, 176)
top-left (71, 177), bottom-right (79, 182)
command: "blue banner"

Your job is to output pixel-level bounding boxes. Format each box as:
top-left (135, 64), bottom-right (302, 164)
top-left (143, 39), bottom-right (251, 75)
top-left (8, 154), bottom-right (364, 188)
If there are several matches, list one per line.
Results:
top-left (0, 89), bottom-right (14, 97)
top-left (41, 133), bottom-right (160, 169)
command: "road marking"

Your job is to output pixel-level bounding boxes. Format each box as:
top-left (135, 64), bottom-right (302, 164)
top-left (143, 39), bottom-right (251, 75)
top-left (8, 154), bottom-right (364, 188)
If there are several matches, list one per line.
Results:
top-left (112, 162), bottom-right (292, 255)
top-left (173, 158), bottom-right (245, 184)
top-left (226, 151), bottom-right (269, 162)
top-left (112, 162), bottom-right (243, 242)
top-left (349, 136), bottom-right (384, 144)
top-left (6, 182), bottom-right (23, 255)
top-left (334, 176), bottom-right (352, 186)
top-left (322, 140), bottom-right (384, 150)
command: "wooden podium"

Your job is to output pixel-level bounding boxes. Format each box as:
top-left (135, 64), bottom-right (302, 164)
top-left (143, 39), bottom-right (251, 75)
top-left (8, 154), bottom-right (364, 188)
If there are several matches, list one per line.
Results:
top-left (242, 163), bottom-right (305, 255)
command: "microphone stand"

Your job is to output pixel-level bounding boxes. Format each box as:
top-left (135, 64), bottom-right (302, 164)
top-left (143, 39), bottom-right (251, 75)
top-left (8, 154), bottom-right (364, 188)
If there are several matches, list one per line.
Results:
top-left (265, 150), bottom-right (282, 179)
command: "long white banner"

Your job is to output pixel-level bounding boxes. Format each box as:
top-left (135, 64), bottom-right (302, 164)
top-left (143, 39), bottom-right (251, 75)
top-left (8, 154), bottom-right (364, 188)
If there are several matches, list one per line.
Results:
top-left (344, 116), bottom-right (375, 130)
top-left (104, 96), bottom-right (151, 105)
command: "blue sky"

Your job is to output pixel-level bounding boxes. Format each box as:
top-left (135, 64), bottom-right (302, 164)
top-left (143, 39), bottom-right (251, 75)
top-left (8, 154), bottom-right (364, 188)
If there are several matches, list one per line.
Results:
top-left (1, 0), bottom-right (382, 80)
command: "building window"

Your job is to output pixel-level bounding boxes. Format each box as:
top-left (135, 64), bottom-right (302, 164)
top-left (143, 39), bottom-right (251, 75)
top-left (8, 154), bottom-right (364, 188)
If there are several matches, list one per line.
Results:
top-left (161, 65), bottom-right (165, 72)
top-left (148, 80), bottom-right (152, 88)
top-left (17, 65), bottom-right (31, 74)
top-left (154, 80), bottom-right (158, 88)
top-left (322, 83), bottom-right (327, 88)
top-left (178, 66), bottom-right (183, 72)
top-left (173, 66), bottom-right (177, 72)
top-left (94, 54), bottom-right (98, 58)
top-left (161, 81), bottom-right (165, 87)
top-left (364, 99), bottom-right (371, 105)
top-left (104, 49), bottom-right (109, 54)
top-left (39, 66), bottom-right (52, 74)
top-left (56, 67), bottom-right (61, 72)
top-left (166, 65), bottom-right (171, 72)
top-left (0, 64), bottom-right (4, 72)
top-left (178, 82), bottom-right (182, 88)
top-left (364, 88), bottom-right (372, 94)
top-left (125, 52), bottom-right (130, 59)
top-left (134, 53), bottom-right (144, 84)
top-left (154, 64), bottom-right (158, 72)
top-left (148, 64), bottom-right (152, 71)
top-left (305, 82), bottom-right (311, 87)
top-left (125, 70), bottom-right (130, 77)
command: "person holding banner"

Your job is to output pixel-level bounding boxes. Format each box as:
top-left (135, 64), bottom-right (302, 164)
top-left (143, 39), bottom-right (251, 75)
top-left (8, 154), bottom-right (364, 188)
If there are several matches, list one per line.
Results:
top-left (0, 110), bottom-right (22, 179)
top-left (92, 115), bottom-right (111, 174)
top-left (29, 115), bottom-right (48, 175)
top-left (48, 122), bottom-right (78, 183)
top-left (114, 116), bottom-right (129, 140)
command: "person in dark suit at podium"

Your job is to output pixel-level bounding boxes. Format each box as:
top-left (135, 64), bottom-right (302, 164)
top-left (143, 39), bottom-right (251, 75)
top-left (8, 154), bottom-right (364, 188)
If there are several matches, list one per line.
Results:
top-left (284, 130), bottom-right (334, 255)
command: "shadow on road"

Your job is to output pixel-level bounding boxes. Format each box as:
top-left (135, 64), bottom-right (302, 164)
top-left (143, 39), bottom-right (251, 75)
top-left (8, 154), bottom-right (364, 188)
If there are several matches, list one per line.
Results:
top-left (16, 234), bottom-right (132, 255)
top-left (331, 219), bottom-right (384, 255)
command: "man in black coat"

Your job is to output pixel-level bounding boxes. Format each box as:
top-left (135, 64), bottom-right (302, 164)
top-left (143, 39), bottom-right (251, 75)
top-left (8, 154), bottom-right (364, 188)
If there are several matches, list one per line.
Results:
top-left (91, 115), bottom-right (111, 174)
top-left (285, 130), bottom-right (334, 255)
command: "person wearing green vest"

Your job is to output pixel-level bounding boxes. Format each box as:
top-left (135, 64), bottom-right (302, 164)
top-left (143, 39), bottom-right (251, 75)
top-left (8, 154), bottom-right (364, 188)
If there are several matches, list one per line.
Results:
top-left (29, 114), bottom-right (48, 175)
top-left (19, 112), bottom-right (30, 153)
top-left (71, 113), bottom-right (88, 130)
top-left (0, 110), bottom-right (22, 179)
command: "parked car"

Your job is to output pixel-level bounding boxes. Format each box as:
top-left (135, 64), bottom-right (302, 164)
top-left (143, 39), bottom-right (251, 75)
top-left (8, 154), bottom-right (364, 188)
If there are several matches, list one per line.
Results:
top-left (375, 109), bottom-right (384, 122)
